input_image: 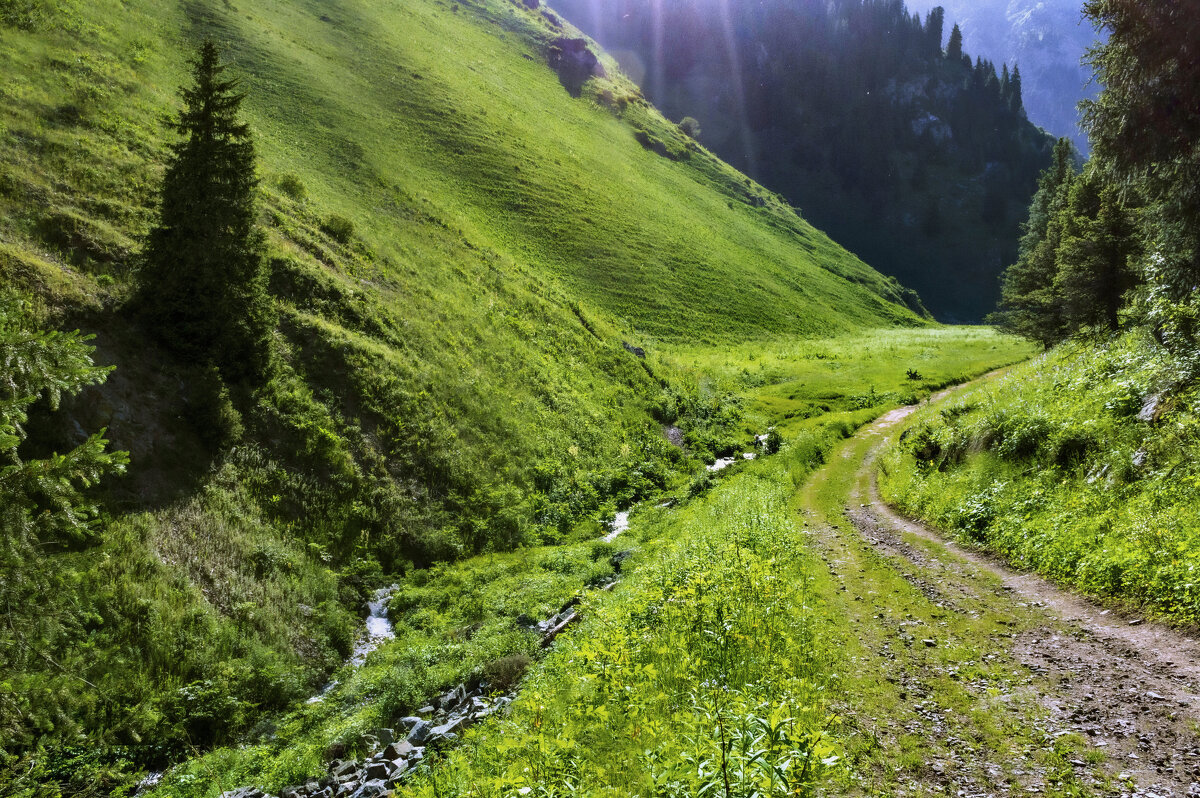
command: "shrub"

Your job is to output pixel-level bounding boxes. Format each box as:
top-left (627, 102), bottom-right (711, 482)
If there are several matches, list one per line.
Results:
top-left (764, 428), bottom-right (784, 454)
top-left (480, 653), bottom-right (531, 692)
top-left (321, 214), bottom-right (355, 244)
top-left (677, 116), bottom-right (701, 139)
top-left (278, 173), bottom-right (307, 200)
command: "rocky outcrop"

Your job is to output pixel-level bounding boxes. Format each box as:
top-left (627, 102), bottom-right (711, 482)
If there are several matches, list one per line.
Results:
top-left (547, 37), bottom-right (606, 96)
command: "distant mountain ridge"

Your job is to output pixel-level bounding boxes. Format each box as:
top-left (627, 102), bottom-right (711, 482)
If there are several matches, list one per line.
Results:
top-left (903, 0), bottom-right (1100, 153)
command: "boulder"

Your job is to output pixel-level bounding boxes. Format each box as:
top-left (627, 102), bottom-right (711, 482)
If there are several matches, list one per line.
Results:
top-left (406, 720), bottom-right (433, 745)
top-left (382, 741), bottom-right (417, 759)
top-left (349, 781), bottom-right (388, 798)
top-left (547, 37), bottom-right (607, 96)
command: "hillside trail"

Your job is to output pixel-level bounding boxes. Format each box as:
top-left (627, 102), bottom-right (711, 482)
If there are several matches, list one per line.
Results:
top-left (799, 381), bottom-right (1200, 797)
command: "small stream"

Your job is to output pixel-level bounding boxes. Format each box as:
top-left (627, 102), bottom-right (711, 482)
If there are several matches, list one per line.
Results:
top-left (308, 585), bottom-right (397, 704)
top-left (603, 509), bottom-right (630, 542)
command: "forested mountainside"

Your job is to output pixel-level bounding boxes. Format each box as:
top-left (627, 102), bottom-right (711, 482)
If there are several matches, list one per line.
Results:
top-left (553, 0), bottom-right (1057, 322)
top-left (904, 0), bottom-right (1101, 153)
top-left (0, 0), bottom-right (936, 789)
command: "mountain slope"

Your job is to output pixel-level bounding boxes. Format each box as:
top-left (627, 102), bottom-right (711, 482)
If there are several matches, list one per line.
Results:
top-left (552, 0), bottom-right (1057, 322)
top-left (0, 0), bottom-right (930, 776)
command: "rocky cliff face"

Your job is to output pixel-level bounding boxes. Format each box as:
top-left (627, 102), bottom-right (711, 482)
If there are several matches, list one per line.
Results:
top-left (905, 0), bottom-right (1101, 153)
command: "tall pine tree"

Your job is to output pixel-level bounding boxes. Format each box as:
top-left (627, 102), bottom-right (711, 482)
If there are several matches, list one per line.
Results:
top-left (141, 40), bottom-right (273, 383)
top-left (992, 138), bottom-right (1077, 346)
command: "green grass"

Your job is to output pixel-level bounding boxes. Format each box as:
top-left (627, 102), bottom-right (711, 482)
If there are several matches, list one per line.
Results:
top-left (0, 0), bottom-right (1033, 793)
top-left (665, 328), bottom-right (1035, 438)
top-left (879, 330), bottom-right (1200, 623)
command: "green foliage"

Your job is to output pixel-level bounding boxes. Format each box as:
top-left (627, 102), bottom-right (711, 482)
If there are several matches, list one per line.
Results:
top-left (396, 457), bottom-right (839, 798)
top-left (882, 333), bottom-right (1200, 622)
top-left (140, 40), bottom-right (274, 384)
top-left (0, 0), bottom-right (1029, 790)
top-left (677, 116), bottom-right (701, 139)
top-left (993, 142), bottom-right (1141, 347)
top-left (319, 214), bottom-right (354, 244)
top-left (1081, 1), bottom-right (1200, 363)
top-left (0, 292), bottom-right (127, 749)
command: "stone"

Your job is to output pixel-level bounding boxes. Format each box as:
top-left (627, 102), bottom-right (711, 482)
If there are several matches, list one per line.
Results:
top-left (383, 741), bottom-right (416, 759)
top-left (547, 37), bottom-right (607, 95)
top-left (331, 761), bottom-right (357, 778)
top-left (399, 715), bottom-right (423, 729)
top-left (350, 781), bottom-right (388, 798)
top-left (417, 705), bottom-right (436, 715)
top-left (386, 759), bottom-right (408, 784)
top-left (364, 761), bottom-right (391, 781)
top-left (433, 715), bottom-right (467, 737)
top-left (375, 728), bottom-right (394, 747)
top-left (922, 639), bottom-right (936, 647)
top-left (407, 720), bottom-right (433, 744)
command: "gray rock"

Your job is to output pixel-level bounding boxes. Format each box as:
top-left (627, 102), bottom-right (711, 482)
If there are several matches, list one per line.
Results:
top-left (382, 741), bottom-right (416, 759)
top-left (1138, 393), bottom-right (1165, 423)
top-left (406, 720), bottom-right (432, 744)
top-left (335, 783), bottom-right (358, 797)
top-left (375, 728), bottom-right (394, 747)
top-left (470, 696), bottom-right (488, 711)
top-left (417, 705), bottom-right (436, 715)
top-left (364, 761), bottom-right (391, 781)
top-left (385, 759), bottom-right (408, 784)
top-left (331, 761), bottom-right (357, 779)
top-left (350, 781), bottom-right (388, 798)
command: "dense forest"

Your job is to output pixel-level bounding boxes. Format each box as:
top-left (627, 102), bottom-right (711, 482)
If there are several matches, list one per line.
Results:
top-left (553, 0), bottom-right (1057, 321)
top-left (904, 0), bottom-right (1101, 153)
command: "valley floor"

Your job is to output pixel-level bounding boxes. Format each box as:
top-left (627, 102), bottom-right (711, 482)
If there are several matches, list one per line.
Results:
top-left (807, 379), bottom-right (1200, 796)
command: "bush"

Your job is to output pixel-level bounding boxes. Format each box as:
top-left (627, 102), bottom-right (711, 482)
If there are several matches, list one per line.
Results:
top-left (764, 428), bottom-right (784, 454)
top-left (278, 173), bottom-right (307, 201)
top-left (677, 116), bottom-right (701, 139)
top-left (480, 653), bottom-right (531, 693)
top-left (321, 214), bottom-right (355, 244)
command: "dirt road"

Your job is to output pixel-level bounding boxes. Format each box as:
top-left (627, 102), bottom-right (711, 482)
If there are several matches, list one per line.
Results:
top-left (801, 393), bottom-right (1200, 797)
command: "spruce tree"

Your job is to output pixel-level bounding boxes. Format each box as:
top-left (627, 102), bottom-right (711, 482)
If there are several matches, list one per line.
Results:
top-left (946, 23), bottom-right (963, 63)
top-left (1008, 65), bottom-right (1023, 114)
top-left (992, 138), bottom-right (1077, 345)
top-left (1054, 170), bottom-right (1140, 333)
top-left (1082, 0), bottom-right (1200, 357)
top-left (141, 40), bottom-right (273, 383)
top-left (0, 294), bottom-right (127, 746)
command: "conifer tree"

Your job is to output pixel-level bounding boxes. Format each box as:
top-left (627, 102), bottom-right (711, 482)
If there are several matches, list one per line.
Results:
top-left (0, 294), bottom-right (127, 746)
top-left (1082, 0), bottom-right (1200, 357)
top-left (946, 23), bottom-right (963, 63)
top-left (141, 40), bottom-right (273, 383)
top-left (1053, 170), bottom-right (1140, 333)
top-left (992, 138), bottom-right (1077, 345)
top-left (924, 7), bottom-right (945, 56)
top-left (1008, 65), bottom-right (1023, 114)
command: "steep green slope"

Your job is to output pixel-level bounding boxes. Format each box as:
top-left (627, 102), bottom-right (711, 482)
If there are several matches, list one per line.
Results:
top-left (0, 0), bottom-right (933, 783)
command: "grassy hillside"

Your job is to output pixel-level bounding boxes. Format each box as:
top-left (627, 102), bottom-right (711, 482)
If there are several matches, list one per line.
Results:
top-left (880, 332), bottom-right (1200, 624)
top-left (0, 0), bottom-right (945, 785)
